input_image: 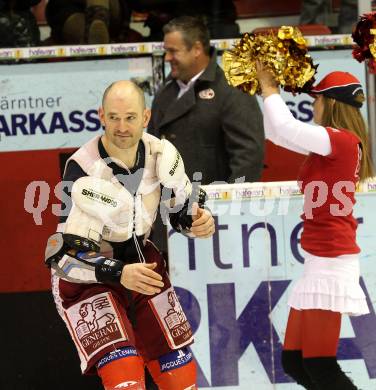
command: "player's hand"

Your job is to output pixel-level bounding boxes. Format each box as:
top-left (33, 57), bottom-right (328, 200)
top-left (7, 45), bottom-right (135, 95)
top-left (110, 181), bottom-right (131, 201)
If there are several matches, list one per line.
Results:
top-left (190, 202), bottom-right (215, 238)
top-left (120, 262), bottom-right (164, 295)
top-left (255, 60), bottom-right (279, 98)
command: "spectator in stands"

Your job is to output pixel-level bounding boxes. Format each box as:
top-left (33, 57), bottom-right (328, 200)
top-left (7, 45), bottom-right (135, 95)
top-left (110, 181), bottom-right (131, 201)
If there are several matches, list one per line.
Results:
top-left (148, 15), bottom-right (264, 253)
top-left (133, 0), bottom-right (240, 41)
top-left (45, 0), bottom-right (142, 45)
top-left (0, 0), bottom-right (41, 47)
top-left (300, 0), bottom-right (358, 34)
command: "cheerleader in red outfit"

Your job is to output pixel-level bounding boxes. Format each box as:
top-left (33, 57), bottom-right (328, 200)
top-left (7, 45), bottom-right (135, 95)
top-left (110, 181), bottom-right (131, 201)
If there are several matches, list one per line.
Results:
top-left (256, 64), bottom-right (374, 389)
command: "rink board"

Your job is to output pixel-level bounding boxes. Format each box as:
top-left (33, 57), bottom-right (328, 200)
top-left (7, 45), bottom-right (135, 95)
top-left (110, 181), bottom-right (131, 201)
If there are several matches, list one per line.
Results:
top-left (0, 49), bottom-right (366, 153)
top-left (0, 57), bottom-right (153, 153)
top-left (168, 182), bottom-right (376, 389)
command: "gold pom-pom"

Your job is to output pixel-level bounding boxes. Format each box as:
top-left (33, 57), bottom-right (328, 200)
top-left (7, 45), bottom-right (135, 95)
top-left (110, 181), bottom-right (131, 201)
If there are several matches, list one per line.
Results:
top-left (222, 26), bottom-right (317, 95)
top-left (370, 29), bottom-right (376, 59)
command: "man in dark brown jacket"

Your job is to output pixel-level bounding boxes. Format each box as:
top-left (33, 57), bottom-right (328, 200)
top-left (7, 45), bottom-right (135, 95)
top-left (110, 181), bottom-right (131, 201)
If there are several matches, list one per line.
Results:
top-left (148, 15), bottom-right (265, 185)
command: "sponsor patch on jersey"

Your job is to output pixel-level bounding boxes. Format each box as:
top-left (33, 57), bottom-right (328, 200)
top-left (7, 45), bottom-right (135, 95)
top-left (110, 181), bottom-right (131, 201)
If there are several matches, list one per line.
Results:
top-left (64, 292), bottom-right (128, 362)
top-left (159, 347), bottom-right (193, 372)
top-left (96, 346), bottom-right (138, 369)
top-left (198, 88), bottom-right (215, 99)
top-left (148, 286), bottom-right (193, 349)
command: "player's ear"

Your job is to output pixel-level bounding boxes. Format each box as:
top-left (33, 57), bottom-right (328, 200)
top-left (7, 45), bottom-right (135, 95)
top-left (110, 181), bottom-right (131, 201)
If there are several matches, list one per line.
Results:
top-left (143, 108), bottom-right (151, 128)
top-left (98, 107), bottom-right (105, 128)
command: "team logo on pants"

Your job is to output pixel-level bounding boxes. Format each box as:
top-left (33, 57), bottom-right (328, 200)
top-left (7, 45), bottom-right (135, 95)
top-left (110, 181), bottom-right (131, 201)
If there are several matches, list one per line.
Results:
top-left (64, 292), bottom-right (128, 362)
top-left (149, 287), bottom-right (193, 349)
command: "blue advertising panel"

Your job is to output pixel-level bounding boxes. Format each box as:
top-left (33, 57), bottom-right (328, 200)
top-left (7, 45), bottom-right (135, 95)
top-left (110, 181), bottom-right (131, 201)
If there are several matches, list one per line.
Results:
top-left (0, 48), bottom-right (366, 153)
top-left (0, 57), bottom-right (153, 152)
top-left (168, 182), bottom-right (376, 389)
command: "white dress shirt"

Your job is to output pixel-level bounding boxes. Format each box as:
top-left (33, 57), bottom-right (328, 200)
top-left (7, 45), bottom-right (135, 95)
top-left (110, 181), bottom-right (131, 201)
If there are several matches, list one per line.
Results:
top-left (176, 70), bottom-right (205, 99)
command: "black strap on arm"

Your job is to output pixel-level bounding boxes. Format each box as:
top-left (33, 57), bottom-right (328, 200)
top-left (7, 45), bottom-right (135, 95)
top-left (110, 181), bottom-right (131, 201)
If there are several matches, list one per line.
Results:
top-left (45, 232), bottom-right (124, 283)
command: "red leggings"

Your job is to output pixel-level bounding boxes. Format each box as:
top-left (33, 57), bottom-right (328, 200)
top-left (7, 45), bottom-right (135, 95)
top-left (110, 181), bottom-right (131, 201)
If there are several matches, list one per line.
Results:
top-left (97, 349), bottom-right (197, 390)
top-left (283, 308), bottom-right (342, 357)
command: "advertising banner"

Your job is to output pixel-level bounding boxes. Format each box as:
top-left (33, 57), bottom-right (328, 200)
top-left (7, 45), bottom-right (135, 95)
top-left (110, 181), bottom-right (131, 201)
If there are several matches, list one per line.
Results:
top-left (0, 49), bottom-right (366, 153)
top-left (0, 57), bottom-right (153, 152)
top-left (168, 182), bottom-right (376, 389)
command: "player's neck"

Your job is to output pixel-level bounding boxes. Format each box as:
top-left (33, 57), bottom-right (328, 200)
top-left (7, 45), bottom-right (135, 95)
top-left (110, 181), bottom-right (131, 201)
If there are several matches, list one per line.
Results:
top-left (101, 136), bottom-right (139, 169)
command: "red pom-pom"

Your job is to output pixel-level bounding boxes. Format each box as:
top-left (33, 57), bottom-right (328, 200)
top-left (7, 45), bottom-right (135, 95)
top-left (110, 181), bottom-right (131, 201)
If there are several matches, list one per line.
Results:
top-left (352, 12), bottom-right (376, 72)
top-left (369, 58), bottom-right (376, 74)
top-left (352, 47), bottom-right (366, 62)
